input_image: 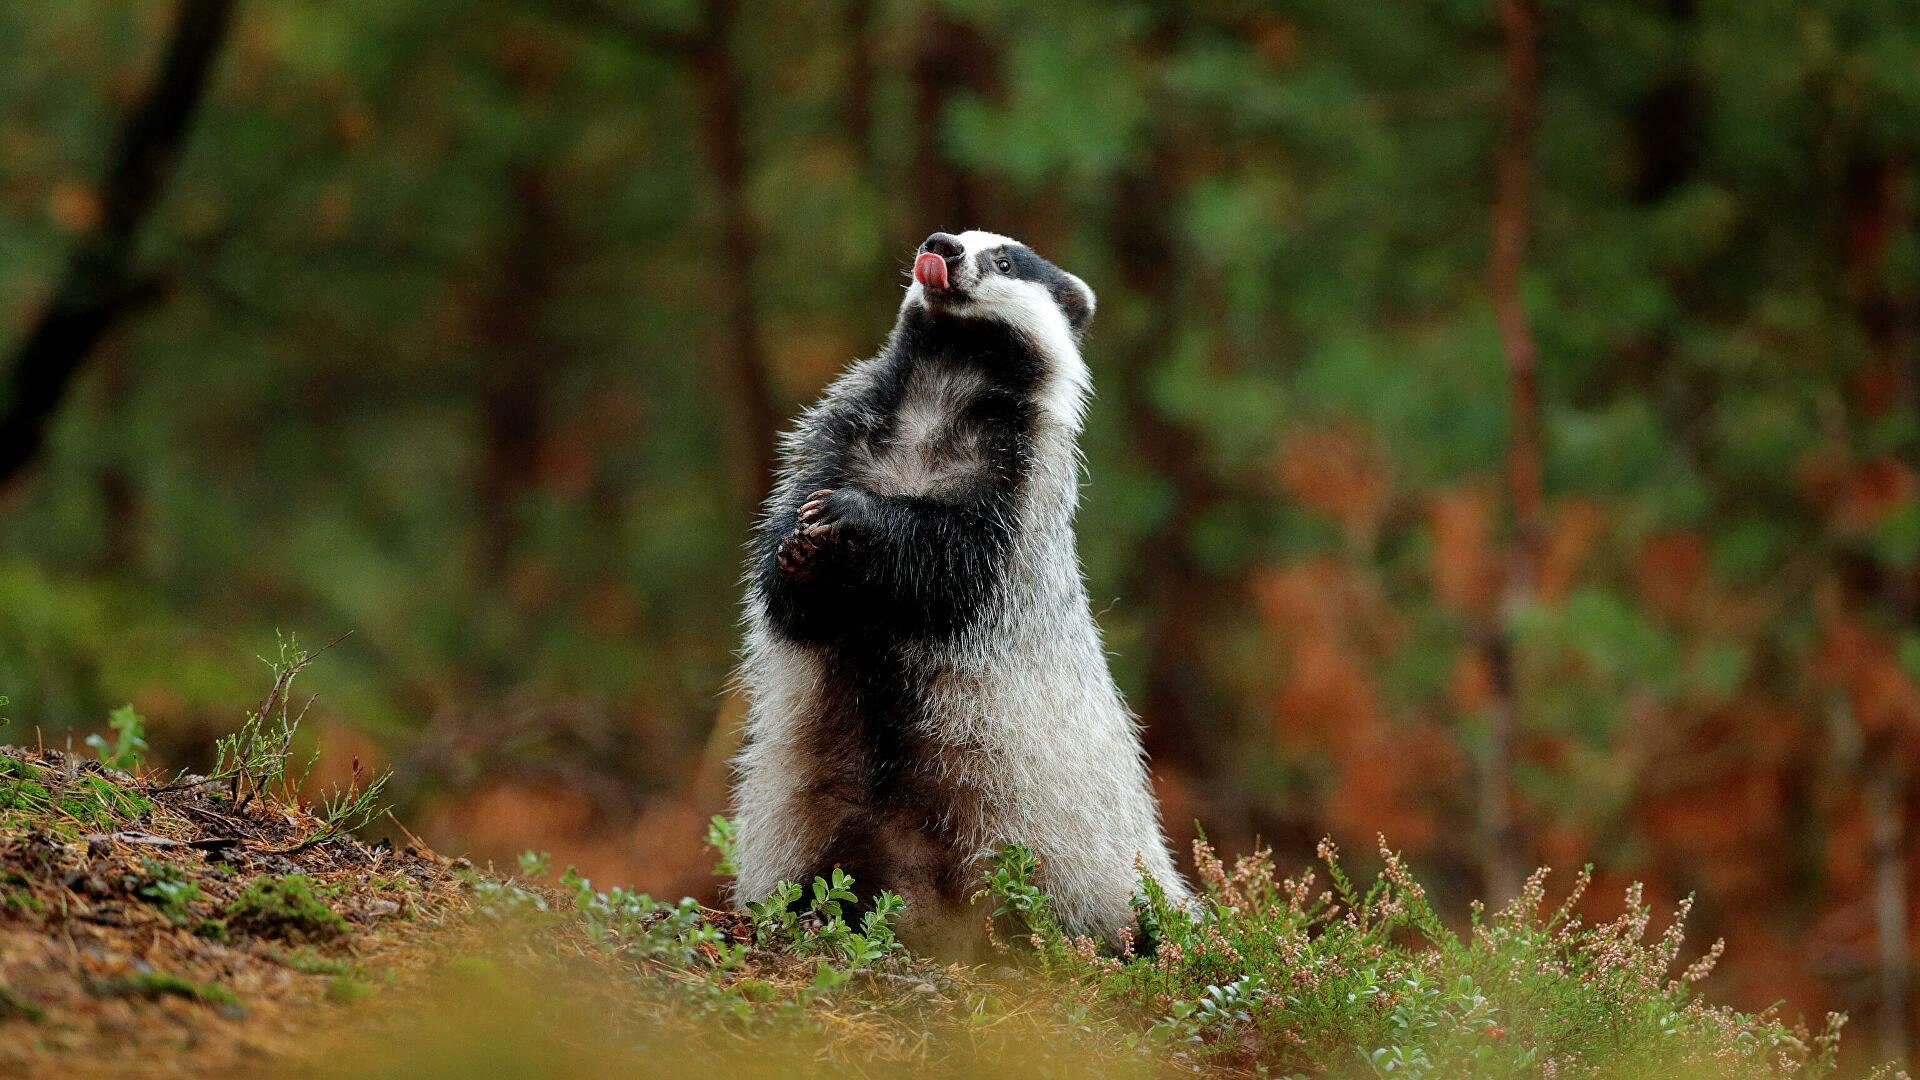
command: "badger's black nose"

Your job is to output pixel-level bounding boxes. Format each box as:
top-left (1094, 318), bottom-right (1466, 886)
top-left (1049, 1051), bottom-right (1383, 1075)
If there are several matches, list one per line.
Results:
top-left (920, 232), bottom-right (963, 259)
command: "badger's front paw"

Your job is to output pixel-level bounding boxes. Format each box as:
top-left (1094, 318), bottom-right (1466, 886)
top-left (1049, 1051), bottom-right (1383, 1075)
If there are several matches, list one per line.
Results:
top-left (777, 488), bottom-right (848, 582)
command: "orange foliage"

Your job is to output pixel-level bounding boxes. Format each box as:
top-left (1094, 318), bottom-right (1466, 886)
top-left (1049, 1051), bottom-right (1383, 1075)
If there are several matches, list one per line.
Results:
top-left (1855, 361), bottom-right (1902, 416)
top-left (1254, 559), bottom-right (1454, 850)
top-left (1246, 14), bottom-right (1301, 67)
top-left (47, 183), bottom-right (102, 233)
top-left (1428, 488), bottom-right (1500, 617)
top-left (421, 783), bottom-right (723, 905)
top-left (1636, 530), bottom-right (1708, 622)
top-left (1802, 454), bottom-right (1916, 533)
top-left (305, 721), bottom-right (390, 795)
top-left (1449, 651), bottom-right (1493, 714)
top-left (1537, 500), bottom-right (1607, 603)
top-left (1278, 426), bottom-right (1392, 549)
top-left (1814, 588), bottom-right (1920, 742)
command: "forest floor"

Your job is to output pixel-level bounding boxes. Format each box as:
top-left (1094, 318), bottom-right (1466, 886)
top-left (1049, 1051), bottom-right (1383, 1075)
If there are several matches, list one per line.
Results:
top-left (0, 738), bottom-right (1902, 1078)
top-left (0, 743), bottom-right (1123, 1078)
top-left (0, 744), bottom-right (487, 1074)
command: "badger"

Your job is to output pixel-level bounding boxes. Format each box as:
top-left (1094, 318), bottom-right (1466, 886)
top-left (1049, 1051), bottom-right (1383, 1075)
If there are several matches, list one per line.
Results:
top-left (730, 230), bottom-right (1187, 957)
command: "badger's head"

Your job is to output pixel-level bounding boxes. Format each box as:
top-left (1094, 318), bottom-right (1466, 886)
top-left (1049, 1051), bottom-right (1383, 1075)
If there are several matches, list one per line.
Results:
top-left (906, 230), bottom-right (1097, 340)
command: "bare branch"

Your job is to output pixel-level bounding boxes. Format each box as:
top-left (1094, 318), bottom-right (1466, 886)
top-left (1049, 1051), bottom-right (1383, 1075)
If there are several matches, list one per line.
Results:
top-left (1476, 0), bottom-right (1544, 905)
top-left (0, 0), bottom-right (238, 489)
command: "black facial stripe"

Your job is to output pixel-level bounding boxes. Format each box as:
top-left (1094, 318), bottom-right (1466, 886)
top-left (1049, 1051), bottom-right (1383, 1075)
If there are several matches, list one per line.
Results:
top-left (977, 244), bottom-right (1092, 332)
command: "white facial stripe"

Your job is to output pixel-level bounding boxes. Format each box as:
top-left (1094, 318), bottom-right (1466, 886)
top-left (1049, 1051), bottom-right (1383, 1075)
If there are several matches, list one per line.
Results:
top-left (950, 276), bottom-right (1090, 429)
top-left (955, 229), bottom-right (1018, 256)
top-left (897, 230), bottom-right (1096, 430)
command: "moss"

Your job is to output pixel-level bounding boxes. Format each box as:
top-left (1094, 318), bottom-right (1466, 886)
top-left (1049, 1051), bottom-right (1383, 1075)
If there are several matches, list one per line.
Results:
top-left (223, 874), bottom-right (348, 941)
top-left (0, 985), bottom-right (44, 1022)
top-left (135, 859), bottom-right (203, 923)
top-left (1, 871), bottom-right (45, 916)
top-left (283, 947), bottom-right (356, 977)
top-left (326, 976), bottom-right (375, 1004)
top-left (0, 756), bottom-right (151, 838)
top-left (106, 971), bottom-right (242, 1011)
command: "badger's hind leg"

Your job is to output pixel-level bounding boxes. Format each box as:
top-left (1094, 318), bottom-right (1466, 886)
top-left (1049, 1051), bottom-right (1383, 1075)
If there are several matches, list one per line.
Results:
top-left (808, 809), bottom-right (988, 963)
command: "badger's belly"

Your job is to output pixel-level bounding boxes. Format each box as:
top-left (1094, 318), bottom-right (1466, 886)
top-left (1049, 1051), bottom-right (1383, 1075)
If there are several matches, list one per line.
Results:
top-left (761, 643), bottom-right (1003, 958)
top-left (736, 604), bottom-right (1165, 952)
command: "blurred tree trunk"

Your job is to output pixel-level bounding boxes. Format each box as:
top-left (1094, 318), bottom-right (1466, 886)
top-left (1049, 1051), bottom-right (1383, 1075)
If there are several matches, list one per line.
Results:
top-left (94, 346), bottom-right (142, 571)
top-left (844, 0), bottom-right (875, 170)
top-left (1629, 0), bottom-right (1699, 206)
top-left (689, 0), bottom-right (780, 510)
top-left (475, 167), bottom-right (562, 581)
top-left (1480, 0), bottom-right (1544, 904)
top-left (1866, 760), bottom-right (1911, 1063)
top-left (1110, 143), bottom-right (1219, 779)
top-left (536, 0), bottom-right (778, 510)
top-left (0, 0), bottom-right (235, 491)
top-left (1847, 151), bottom-right (1915, 1063)
top-left (908, 11), bottom-right (1000, 230)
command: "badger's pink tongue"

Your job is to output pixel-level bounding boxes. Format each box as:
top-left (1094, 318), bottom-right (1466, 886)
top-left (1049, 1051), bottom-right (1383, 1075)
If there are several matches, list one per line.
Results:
top-left (913, 251), bottom-right (949, 289)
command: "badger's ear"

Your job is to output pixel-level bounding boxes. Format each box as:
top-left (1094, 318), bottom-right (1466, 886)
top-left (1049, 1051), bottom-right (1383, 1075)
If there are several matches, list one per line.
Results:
top-left (1054, 271), bottom-right (1096, 334)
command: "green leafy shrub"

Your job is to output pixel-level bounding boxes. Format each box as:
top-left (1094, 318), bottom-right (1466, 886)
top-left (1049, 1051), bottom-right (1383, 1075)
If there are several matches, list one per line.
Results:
top-left (982, 837), bottom-right (1844, 1077)
top-left (746, 867), bottom-right (904, 967)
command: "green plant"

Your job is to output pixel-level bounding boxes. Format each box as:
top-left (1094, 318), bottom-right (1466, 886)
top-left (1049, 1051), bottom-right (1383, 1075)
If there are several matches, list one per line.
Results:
top-left (86, 705), bottom-right (149, 772)
top-left (558, 867), bottom-right (747, 969)
top-left (210, 635), bottom-right (324, 806)
top-left (146, 633), bottom-right (345, 806)
top-left (705, 814), bottom-right (738, 876)
top-left (464, 870), bottom-right (551, 920)
top-left (747, 880), bottom-right (804, 945)
top-left (980, 844), bottom-right (1064, 946)
top-left (744, 868), bottom-right (905, 967)
top-left (1149, 975), bottom-right (1267, 1044)
top-left (979, 835), bottom-right (1846, 1077)
top-left (275, 758), bottom-right (390, 855)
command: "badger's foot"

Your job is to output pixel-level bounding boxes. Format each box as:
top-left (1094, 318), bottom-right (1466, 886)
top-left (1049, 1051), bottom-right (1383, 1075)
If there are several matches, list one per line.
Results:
top-left (777, 488), bottom-right (843, 582)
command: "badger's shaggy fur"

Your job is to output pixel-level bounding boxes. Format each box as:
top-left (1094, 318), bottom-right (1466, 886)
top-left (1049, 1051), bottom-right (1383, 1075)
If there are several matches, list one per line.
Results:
top-left (730, 230), bottom-right (1186, 956)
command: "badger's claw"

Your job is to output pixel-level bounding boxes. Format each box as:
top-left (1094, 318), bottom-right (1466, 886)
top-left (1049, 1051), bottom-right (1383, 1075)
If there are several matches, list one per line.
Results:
top-left (778, 490), bottom-right (845, 582)
top-left (798, 489), bottom-right (834, 525)
top-left (777, 529), bottom-right (821, 581)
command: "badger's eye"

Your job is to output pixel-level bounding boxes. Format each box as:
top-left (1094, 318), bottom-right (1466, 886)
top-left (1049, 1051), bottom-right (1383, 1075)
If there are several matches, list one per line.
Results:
top-left (994, 257), bottom-right (1012, 273)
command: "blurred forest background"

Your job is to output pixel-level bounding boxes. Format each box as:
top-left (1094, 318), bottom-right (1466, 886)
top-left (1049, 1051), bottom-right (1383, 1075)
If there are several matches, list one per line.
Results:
top-left (2, 0), bottom-right (1918, 1061)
